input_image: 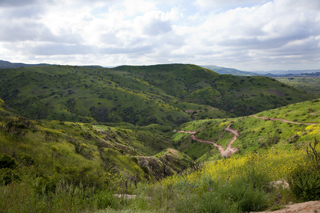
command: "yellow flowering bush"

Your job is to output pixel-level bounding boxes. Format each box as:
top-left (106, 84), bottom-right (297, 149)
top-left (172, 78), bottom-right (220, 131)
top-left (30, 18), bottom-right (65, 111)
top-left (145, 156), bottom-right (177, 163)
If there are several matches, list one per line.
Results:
top-left (161, 149), bottom-right (307, 187)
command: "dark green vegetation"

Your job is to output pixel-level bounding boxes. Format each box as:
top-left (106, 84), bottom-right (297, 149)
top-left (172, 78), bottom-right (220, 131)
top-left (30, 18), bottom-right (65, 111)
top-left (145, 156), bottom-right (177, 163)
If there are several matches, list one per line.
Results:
top-left (0, 65), bottom-right (228, 126)
top-left (276, 76), bottom-right (320, 97)
top-left (0, 64), bottom-right (312, 127)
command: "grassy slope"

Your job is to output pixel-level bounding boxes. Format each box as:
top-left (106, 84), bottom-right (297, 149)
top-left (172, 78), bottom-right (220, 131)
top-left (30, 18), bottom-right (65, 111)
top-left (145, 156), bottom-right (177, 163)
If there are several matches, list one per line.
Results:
top-left (0, 65), bottom-right (226, 126)
top-left (276, 77), bottom-right (320, 97)
top-left (173, 98), bottom-right (320, 161)
top-left (113, 64), bottom-right (311, 116)
top-left (0, 101), bottom-right (190, 182)
top-left (0, 64), bottom-right (312, 127)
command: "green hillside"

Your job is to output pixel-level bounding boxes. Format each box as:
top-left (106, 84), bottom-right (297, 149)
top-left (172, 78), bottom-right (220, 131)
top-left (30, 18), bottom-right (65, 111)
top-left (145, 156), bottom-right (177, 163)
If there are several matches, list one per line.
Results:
top-left (113, 64), bottom-right (311, 116)
top-left (0, 65), bottom-right (227, 126)
top-left (276, 76), bottom-right (320, 97)
top-left (1, 96), bottom-right (320, 212)
top-left (0, 98), bottom-right (198, 211)
top-left (173, 98), bottom-right (320, 161)
top-left (0, 64), bottom-right (312, 127)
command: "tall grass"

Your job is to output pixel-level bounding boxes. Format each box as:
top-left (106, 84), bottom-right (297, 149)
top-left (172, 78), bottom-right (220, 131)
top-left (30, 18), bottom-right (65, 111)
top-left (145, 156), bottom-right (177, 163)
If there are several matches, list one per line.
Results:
top-left (1, 147), bottom-right (317, 213)
top-left (0, 174), bottom-right (127, 213)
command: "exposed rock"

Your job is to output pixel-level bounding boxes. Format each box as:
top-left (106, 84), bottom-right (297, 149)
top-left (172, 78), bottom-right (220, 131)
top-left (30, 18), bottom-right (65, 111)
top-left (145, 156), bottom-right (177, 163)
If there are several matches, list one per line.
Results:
top-left (253, 201), bottom-right (320, 213)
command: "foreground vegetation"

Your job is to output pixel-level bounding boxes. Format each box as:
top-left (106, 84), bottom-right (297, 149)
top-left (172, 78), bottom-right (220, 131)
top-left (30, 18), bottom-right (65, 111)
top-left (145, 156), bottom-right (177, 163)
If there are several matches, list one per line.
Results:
top-left (2, 141), bottom-right (319, 212)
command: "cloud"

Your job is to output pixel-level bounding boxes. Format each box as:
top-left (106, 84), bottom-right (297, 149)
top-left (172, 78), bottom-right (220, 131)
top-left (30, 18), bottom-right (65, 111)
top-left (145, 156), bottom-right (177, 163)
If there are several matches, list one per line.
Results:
top-left (195, 0), bottom-right (269, 9)
top-left (0, 20), bottom-right (83, 43)
top-left (0, 0), bottom-right (319, 71)
top-left (143, 19), bottom-right (172, 36)
top-left (0, 0), bottom-right (40, 7)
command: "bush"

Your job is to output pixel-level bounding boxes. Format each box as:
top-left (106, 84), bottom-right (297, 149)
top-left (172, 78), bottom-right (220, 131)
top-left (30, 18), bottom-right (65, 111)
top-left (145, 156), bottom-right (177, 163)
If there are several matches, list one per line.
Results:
top-left (141, 166), bottom-right (149, 175)
top-left (17, 153), bottom-right (37, 167)
top-left (197, 177), bottom-right (268, 213)
top-left (288, 166), bottom-right (320, 201)
top-left (288, 139), bottom-right (320, 201)
top-left (0, 168), bottom-right (20, 185)
top-left (94, 190), bottom-right (119, 210)
top-left (199, 192), bottom-right (238, 213)
top-left (0, 153), bottom-right (17, 169)
top-left (131, 157), bottom-right (138, 164)
top-left (32, 174), bottom-right (59, 195)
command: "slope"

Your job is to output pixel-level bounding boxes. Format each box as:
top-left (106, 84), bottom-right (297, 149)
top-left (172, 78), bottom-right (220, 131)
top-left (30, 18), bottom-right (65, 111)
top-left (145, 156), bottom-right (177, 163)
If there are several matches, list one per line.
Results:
top-left (0, 65), bottom-right (227, 126)
top-left (0, 99), bottom-right (193, 184)
top-left (173, 98), bottom-right (320, 160)
top-left (112, 64), bottom-right (312, 116)
top-left (0, 64), bottom-right (312, 127)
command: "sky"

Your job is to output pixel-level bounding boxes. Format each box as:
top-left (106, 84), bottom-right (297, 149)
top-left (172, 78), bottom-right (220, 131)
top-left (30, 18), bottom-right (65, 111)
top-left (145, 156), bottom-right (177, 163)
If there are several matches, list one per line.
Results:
top-left (0, 0), bottom-right (320, 71)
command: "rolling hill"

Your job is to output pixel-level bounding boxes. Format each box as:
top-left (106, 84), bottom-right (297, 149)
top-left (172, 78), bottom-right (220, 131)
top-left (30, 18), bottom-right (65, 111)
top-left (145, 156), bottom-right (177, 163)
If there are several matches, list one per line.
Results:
top-left (0, 64), bottom-right (312, 128)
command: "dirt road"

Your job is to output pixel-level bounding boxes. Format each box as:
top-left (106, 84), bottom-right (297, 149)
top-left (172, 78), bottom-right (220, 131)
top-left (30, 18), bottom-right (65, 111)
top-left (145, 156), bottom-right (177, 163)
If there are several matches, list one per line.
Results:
top-left (253, 115), bottom-right (318, 125)
top-left (178, 123), bottom-right (239, 157)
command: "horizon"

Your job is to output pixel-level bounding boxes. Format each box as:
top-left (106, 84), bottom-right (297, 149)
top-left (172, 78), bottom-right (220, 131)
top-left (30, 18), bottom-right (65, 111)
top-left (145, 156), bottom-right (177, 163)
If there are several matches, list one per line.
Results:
top-left (2, 59), bottom-right (320, 73)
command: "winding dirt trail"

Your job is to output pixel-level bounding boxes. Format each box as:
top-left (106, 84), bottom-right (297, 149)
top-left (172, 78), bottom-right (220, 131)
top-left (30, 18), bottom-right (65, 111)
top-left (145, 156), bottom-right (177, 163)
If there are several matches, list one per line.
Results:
top-left (253, 115), bottom-right (319, 125)
top-left (178, 123), bottom-right (239, 157)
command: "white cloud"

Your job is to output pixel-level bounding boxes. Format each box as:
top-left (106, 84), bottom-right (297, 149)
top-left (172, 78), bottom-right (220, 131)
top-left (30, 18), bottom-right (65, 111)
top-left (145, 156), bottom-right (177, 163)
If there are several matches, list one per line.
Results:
top-left (0, 0), bottom-right (319, 70)
top-left (195, 0), bottom-right (269, 10)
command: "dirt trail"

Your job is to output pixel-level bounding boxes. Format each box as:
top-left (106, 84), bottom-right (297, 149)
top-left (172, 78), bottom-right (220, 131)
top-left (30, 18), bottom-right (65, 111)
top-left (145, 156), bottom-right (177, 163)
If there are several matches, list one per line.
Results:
top-left (253, 200), bottom-right (320, 213)
top-left (178, 123), bottom-right (239, 157)
top-left (253, 115), bottom-right (319, 125)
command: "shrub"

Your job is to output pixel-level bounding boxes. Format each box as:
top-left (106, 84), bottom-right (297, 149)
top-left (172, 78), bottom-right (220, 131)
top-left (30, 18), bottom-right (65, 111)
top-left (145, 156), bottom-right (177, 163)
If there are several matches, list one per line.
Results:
top-left (32, 174), bottom-right (58, 195)
top-left (288, 139), bottom-right (320, 201)
top-left (199, 191), bottom-right (238, 213)
top-left (288, 166), bottom-right (320, 201)
top-left (0, 153), bottom-right (18, 169)
top-left (0, 168), bottom-right (20, 185)
top-left (16, 153), bottom-right (37, 167)
top-left (141, 166), bottom-right (149, 175)
top-left (131, 157), bottom-right (138, 164)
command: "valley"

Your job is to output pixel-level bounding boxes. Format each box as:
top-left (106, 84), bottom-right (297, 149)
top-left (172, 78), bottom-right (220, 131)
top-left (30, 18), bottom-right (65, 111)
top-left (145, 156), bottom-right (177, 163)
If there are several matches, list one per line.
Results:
top-left (0, 64), bottom-right (320, 212)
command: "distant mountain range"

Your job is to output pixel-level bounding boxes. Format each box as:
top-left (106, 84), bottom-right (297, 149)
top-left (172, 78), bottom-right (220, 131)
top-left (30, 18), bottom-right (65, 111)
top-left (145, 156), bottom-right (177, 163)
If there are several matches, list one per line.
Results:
top-left (258, 69), bottom-right (320, 76)
top-left (201, 65), bottom-right (320, 76)
top-left (0, 60), bottom-right (104, 69)
top-left (0, 60), bottom-right (51, 68)
top-left (201, 65), bottom-right (259, 76)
